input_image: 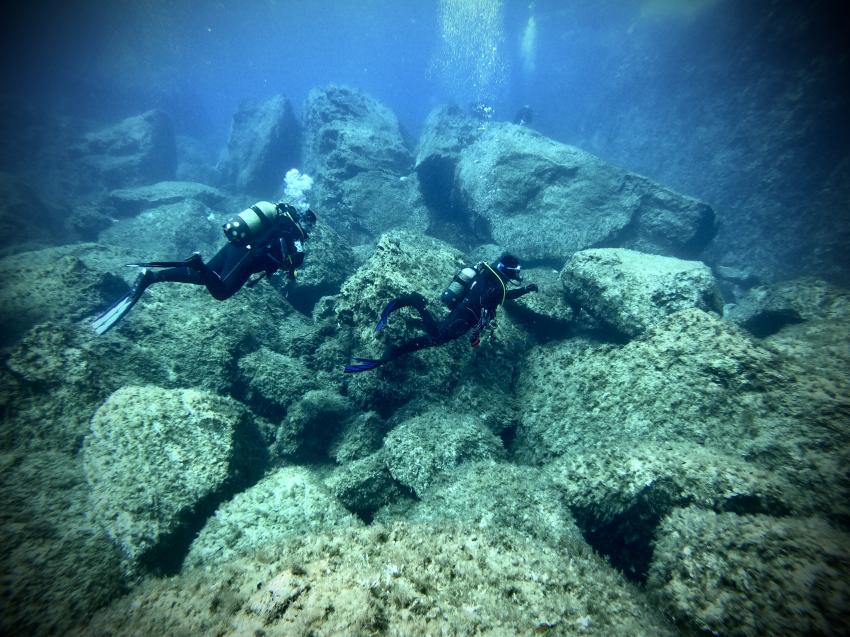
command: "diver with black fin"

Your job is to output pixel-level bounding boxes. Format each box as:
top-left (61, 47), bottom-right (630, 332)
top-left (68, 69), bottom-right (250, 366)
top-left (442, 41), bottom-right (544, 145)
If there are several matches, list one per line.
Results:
top-left (344, 254), bottom-right (538, 373)
top-left (92, 201), bottom-right (316, 335)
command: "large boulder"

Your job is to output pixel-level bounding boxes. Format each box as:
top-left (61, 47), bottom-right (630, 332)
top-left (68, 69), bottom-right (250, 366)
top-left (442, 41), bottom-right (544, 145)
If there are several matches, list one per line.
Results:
top-left (81, 521), bottom-right (677, 637)
top-left (545, 443), bottom-right (795, 581)
top-left (0, 172), bottom-right (65, 253)
top-left (281, 216), bottom-right (354, 314)
top-left (333, 231), bottom-right (533, 415)
top-left (648, 508), bottom-right (850, 636)
top-left (184, 466), bottom-right (360, 569)
top-left (107, 180), bottom-right (228, 217)
top-left (726, 276), bottom-right (850, 337)
top-left (83, 386), bottom-right (265, 575)
top-left (98, 199), bottom-right (222, 260)
top-left (414, 105), bottom-right (482, 240)
top-left (0, 452), bottom-right (125, 636)
top-left (334, 231), bottom-right (468, 411)
top-left (0, 243), bottom-right (131, 347)
top-left (302, 86), bottom-right (427, 244)
top-left (324, 449), bottom-right (406, 520)
top-left (454, 123), bottom-right (715, 263)
top-left (403, 461), bottom-right (584, 552)
top-left (514, 309), bottom-right (850, 521)
top-left (560, 248), bottom-right (723, 339)
top-left (219, 95), bottom-right (301, 196)
top-left (76, 110), bottom-right (177, 189)
top-left (383, 410), bottom-right (505, 497)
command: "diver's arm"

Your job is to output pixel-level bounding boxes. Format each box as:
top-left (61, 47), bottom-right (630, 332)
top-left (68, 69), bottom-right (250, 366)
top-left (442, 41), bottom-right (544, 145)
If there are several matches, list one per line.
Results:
top-left (506, 283), bottom-right (538, 300)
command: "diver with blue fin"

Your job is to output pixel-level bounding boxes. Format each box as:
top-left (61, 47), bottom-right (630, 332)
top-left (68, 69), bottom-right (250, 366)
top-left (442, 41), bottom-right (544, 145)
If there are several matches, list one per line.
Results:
top-left (344, 254), bottom-right (538, 373)
top-left (92, 201), bottom-right (316, 334)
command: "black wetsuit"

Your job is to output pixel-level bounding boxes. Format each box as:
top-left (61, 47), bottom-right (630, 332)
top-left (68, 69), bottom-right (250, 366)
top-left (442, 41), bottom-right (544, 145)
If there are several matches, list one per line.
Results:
top-left (147, 217), bottom-right (307, 300)
top-left (381, 265), bottom-right (535, 362)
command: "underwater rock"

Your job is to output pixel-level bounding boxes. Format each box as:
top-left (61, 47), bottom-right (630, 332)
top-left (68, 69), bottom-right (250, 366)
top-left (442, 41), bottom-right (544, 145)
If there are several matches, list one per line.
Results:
top-left (77, 109), bottom-right (177, 189)
top-left (503, 265), bottom-right (575, 338)
top-left (83, 385), bottom-right (265, 576)
top-left (0, 451), bottom-right (125, 636)
top-left (0, 171), bottom-right (65, 253)
top-left (402, 461), bottom-right (585, 552)
top-left (561, 248), bottom-right (723, 339)
top-left (515, 308), bottom-right (850, 519)
top-left (218, 94), bottom-right (301, 196)
top-left (648, 507), bottom-right (850, 636)
top-left (184, 465), bottom-right (360, 569)
top-left (98, 198), bottom-right (222, 260)
top-left (335, 230), bottom-right (468, 411)
top-left (80, 521), bottom-right (677, 637)
top-left (83, 261), bottom-right (304, 395)
top-left (302, 85), bottom-right (427, 244)
top-left (726, 276), bottom-right (850, 337)
top-left (454, 123), bottom-right (715, 263)
top-left (383, 410), bottom-right (504, 497)
top-left (271, 389), bottom-right (354, 461)
top-left (282, 216), bottom-right (354, 314)
top-left (545, 443), bottom-right (794, 582)
top-left (335, 230), bottom-right (537, 418)
top-left (107, 180), bottom-right (228, 217)
top-left (329, 410), bottom-right (385, 464)
top-left (2, 321), bottom-right (130, 453)
top-left (325, 449), bottom-right (407, 520)
top-left (516, 309), bottom-right (805, 451)
top-left (763, 305), bottom-right (850, 391)
top-left (0, 242), bottom-right (130, 346)
top-left (414, 105), bottom-right (481, 242)
top-left (235, 347), bottom-right (317, 420)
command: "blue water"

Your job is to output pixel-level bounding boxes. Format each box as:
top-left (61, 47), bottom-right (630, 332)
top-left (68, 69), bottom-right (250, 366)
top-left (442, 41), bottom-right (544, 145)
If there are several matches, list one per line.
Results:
top-left (6, 1), bottom-right (847, 285)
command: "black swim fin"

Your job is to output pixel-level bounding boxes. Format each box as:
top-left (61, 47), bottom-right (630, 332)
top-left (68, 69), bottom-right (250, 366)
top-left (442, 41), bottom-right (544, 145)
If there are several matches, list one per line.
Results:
top-left (127, 253), bottom-right (204, 270)
top-left (91, 269), bottom-right (153, 335)
top-left (343, 357), bottom-right (386, 373)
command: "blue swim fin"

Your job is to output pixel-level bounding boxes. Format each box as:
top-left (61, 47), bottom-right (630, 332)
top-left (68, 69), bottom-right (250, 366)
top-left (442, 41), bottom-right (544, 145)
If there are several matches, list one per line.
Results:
top-left (344, 357), bottom-right (385, 373)
top-left (375, 300), bottom-right (399, 332)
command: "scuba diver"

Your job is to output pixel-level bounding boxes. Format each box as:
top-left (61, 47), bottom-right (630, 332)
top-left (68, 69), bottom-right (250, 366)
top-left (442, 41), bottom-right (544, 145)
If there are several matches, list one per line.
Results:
top-left (513, 104), bottom-right (533, 126)
top-left (92, 201), bottom-right (316, 334)
top-left (344, 254), bottom-right (538, 373)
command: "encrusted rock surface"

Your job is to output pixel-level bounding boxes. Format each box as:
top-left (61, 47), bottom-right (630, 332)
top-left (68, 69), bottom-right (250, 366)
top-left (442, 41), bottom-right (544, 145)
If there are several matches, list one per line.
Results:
top-left (219, 95), bottom-right (301, 196)
top-left (302, 86), bottom-right (427, 244)
top-left (83, 386), bottom-right (265, 574)
top-left (383, 410), bottom-right (504, 497)
top-left (648, 507), bottom-right (850, 636)
top-left (561, 248), bottom-right (723, 339)
top-left (184, 465), bottom-right (360, 569)
top-left (454, 123), bottom-right (715, 263)
top-left (79, 522), bottom-right (677, 637)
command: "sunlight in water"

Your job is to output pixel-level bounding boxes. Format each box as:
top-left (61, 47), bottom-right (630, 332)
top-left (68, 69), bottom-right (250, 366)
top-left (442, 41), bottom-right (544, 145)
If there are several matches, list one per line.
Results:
top-left (432, 0), bottom-right (507, 107)
top-left (520, 12), bottom-right (537, 77)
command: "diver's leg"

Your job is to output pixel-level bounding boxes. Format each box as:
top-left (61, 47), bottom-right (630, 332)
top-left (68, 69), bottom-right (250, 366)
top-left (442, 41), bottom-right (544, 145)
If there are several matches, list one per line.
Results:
top-left (376, 292), bottom-right (438, 334)
top-left (148, 246), bottom-right (250, 300)
top-left (200, 244), bottom-right (253, 300)
top-left (344, 334), bottom-right (438, 374)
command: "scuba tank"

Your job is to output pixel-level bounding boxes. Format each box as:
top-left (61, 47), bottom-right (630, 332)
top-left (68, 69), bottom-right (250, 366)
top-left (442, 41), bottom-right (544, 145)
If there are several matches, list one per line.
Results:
top-left (440, 265), bottom-right (479, 308)
top-left (223, 201), bottom-right (299, 244)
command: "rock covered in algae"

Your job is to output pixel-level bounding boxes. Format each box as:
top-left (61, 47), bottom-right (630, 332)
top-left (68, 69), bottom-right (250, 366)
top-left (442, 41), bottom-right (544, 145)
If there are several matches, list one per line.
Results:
top-left (83, 385), bottom-right (264, 574)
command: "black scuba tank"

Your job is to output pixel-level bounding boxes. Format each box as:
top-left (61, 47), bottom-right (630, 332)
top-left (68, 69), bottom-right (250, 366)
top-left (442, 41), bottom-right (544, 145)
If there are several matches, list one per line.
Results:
top-left (440, 265), bottom-right (479, 308)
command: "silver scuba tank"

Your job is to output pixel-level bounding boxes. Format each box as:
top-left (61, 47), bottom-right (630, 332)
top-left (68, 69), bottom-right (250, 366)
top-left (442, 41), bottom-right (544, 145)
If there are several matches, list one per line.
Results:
top-left (440, 266), bottom-right (478, 308)
top-left (222, 201), bottom-right (280, 244)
